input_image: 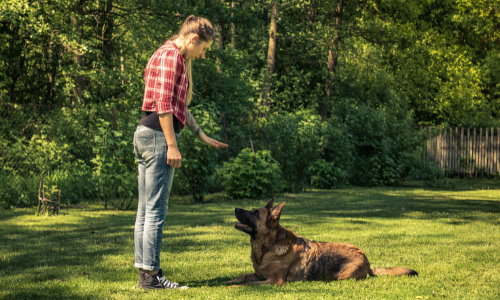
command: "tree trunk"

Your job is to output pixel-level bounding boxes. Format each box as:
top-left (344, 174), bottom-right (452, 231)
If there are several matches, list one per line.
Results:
top-left (71, 3), bottom-right (86, 105)
top-left (231, 0), bottom-right (236, 47)
top-left (103, 0), bottom-right (114, 67)
top-left (264, 0), bottom-right (279, 107)
top-left (321, 0), bottom-right (343, 120)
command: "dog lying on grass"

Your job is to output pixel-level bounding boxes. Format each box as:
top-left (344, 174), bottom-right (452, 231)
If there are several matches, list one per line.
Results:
top-left (223, 197), bottom-right (417, 286)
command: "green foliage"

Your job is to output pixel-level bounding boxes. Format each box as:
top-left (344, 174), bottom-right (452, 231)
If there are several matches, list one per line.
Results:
top-left (0, 175), bottom-right (27, 210)
top-left (2, 0), bottom-right (500, 208)
top-left (308, 159), bottom-right (348, 189)
top-left (334, 98), bottom-right (421, 186)
top-left (0, 106), bottom-right (95, 176)
top-left (0, 168), bottom-right (96, 210)
top-left (258, 111), bottom-right (350, 192)
top-left (409, 159), bottom-right (456, 189)
top-left (178, 102), bottom-right (223, 202)
top-left (91, 105), bottom-right (140, 209)
top-left (221, 148), bottom-right (282, 199)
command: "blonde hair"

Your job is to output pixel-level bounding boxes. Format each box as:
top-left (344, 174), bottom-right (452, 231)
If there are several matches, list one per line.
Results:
top-left (170, 15), bottom-right (215, 105)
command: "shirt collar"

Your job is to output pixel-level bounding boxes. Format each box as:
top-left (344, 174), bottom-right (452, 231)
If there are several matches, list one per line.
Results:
top-left (165, 40), bottom-right (185, 63)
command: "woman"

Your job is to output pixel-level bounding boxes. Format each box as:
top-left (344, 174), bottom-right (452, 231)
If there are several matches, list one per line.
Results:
top-left (133, 15), bottom-right (228, 290)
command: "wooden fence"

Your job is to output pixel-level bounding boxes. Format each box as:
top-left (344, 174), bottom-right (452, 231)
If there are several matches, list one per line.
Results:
top-left (421, 127), bottom-right (500, 177)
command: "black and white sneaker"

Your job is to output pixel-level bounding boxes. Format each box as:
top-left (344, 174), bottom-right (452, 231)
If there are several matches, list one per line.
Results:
top-left (142, 269), bottom-right (188, 290)
top-left (138, 270), bottom-right (146, 289)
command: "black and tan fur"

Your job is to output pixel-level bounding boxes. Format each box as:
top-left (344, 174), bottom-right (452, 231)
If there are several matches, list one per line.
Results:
top-left (222, 198), bottom-right (417, 286)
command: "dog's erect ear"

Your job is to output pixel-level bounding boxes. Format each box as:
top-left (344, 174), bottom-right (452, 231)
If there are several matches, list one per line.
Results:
top-left (265, 197), bottom-right (275, 210)
top-left (270, 202), bottom-right (285, 219)
top-left (267, 202), bottom-right (285, 228)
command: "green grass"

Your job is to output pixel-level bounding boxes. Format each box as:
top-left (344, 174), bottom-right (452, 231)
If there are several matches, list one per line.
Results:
top-left (1, 180), bottom-right (500, 299)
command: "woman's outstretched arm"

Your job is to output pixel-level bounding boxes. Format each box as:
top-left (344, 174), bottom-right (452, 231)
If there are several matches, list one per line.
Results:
top-left (185, 107), bottom-right (228, 148)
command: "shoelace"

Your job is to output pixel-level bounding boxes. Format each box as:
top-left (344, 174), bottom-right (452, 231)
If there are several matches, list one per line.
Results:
top-left (156, 275), bottom-right (180, 289)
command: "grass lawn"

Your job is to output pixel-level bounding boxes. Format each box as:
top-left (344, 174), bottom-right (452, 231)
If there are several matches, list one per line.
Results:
top-left (1, 180), bottom-right (499, 299)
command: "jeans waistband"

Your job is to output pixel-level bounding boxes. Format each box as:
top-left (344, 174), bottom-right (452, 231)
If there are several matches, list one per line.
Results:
top-left (136, 125), bottom-right (154, 134)
top-left (136, 125), bottom-right (179, 139)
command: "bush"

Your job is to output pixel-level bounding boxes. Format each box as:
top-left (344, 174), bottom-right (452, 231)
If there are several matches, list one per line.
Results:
top-left (221, 148), bottom-right (282, 199)
top-left (0, 166), bottom-right (96, 210)
top-left (334, 98), bottom-right (422, 186)
top-left (409, 159), bottom-right (456, 188)
top-left (92, 105), bottom-right (140, 210)
top-left (1, 106), bottom-right (97, 176)
top-left (308, 159), bottom-right (348, 189)
top-left (258, 110), bottom-right (351, 192)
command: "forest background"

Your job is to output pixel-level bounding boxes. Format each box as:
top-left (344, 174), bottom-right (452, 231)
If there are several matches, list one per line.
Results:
top-left (1, 0), bottom-right (499, 209)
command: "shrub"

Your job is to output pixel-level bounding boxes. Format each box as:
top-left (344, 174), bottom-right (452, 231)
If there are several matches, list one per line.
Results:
top-left (409, 159), bottom-right (456, 188)
top-left (0, 166), bottom-right (96, 210)
top-left (92, 105), bottom-right (139, 210)
top-left (334, 98), bottom-right (422, 186)
top-left (258, 110), bottom-right (351, 192)
top-left (221, 148), bottom-right (282, 199)
top-left (308, 159), bottom-right (348, 189)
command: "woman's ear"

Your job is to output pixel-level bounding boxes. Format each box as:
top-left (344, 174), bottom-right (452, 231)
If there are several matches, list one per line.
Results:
top-left (190, 34), bottom-right (200, 44)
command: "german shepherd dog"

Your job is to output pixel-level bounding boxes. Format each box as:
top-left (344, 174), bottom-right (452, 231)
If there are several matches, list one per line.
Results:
top-left (223, 198), bottom-right (417, 286)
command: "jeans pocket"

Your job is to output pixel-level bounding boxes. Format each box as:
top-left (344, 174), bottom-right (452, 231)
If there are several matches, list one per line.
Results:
top-left (136, 132), bottom-right (155, 159)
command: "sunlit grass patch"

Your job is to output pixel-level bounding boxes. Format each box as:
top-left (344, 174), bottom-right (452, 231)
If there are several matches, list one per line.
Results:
top-left (1, 179), bottom-right (499, 299)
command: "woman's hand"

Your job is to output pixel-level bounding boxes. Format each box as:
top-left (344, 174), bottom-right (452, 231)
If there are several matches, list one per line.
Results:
top-left (199, 132), bottom-right (228, 148)
top-left (167, 144), bottom-right (182, 168)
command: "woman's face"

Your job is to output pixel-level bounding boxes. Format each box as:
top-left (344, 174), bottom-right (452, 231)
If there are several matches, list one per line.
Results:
top-left (186, 35), bottom-right (213, 60)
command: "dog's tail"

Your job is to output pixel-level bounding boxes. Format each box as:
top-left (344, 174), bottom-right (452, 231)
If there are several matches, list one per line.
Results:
top-left (369, 267), bottom-right (418, 277)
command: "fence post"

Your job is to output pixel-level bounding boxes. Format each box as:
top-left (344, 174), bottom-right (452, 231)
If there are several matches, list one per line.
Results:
top-left (446, 127), bottom-right (450, 173)
top-left (472, 128), bottom-right (476, 178)
top-left (484, 127), bottom-right (488, 177)
top-left (460, 127), bottom-right (464, 177)
top-left (480, 128), bottom-right (484, 178)
top-left (491, 128), bottom-right (494, 175)
top-left (455, 127), bottom-right (458, 176)
top-left (437, 127), bottom-right (441, 171)
top-left (428, 127), bottom-right (433, 163)
top-left (452, 127), bottom-right (455, 176)
top-left (467, 127), bottom-right (471, 178)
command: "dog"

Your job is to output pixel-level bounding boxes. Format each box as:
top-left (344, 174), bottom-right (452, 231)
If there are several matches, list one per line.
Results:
top-left (223, 197), bottom-right (417, 286)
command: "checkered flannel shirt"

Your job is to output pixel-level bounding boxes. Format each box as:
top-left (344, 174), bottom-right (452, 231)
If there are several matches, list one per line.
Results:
top-left (142, 40), bottom-right (188, 129)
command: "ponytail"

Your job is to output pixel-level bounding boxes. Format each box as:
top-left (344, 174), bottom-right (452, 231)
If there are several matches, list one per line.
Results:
top-left (170, 15), bottom-right (215, 105)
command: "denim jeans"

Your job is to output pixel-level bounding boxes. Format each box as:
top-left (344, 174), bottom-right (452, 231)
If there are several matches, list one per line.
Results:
top-left (133, 125), bottom-right (178, 271)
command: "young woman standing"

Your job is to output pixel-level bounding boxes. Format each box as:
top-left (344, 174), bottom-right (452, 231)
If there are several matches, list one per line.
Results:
top-left (133, 16), bottom-right (228, 290)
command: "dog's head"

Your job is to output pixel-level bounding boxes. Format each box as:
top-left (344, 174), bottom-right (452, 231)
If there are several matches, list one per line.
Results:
top-left (234, 197), bottom-right (285, 237)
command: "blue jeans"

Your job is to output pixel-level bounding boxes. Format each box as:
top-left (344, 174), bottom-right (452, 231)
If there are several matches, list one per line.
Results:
top-left (133, 125), bottom-right (178, 271)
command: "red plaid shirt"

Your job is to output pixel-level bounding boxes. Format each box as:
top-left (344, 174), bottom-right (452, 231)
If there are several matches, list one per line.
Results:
top-left (142, 41), bottom-right (188, 129)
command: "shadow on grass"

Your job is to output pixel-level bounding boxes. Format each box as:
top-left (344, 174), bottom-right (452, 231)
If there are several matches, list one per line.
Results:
top-left (268, 190), bottom-right (500, 225)
top-left (1, 185), bottom-right (498, 297)
top-left (3, 288), bottom-right (94, 300)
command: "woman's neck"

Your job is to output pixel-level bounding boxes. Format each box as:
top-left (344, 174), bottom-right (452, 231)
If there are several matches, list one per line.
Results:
top-left (173, 38), bottom-right (189, 60)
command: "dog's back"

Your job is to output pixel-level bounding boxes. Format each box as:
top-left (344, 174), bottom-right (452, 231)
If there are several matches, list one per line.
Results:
top-left (301, 242), bottom-right (372, 281)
